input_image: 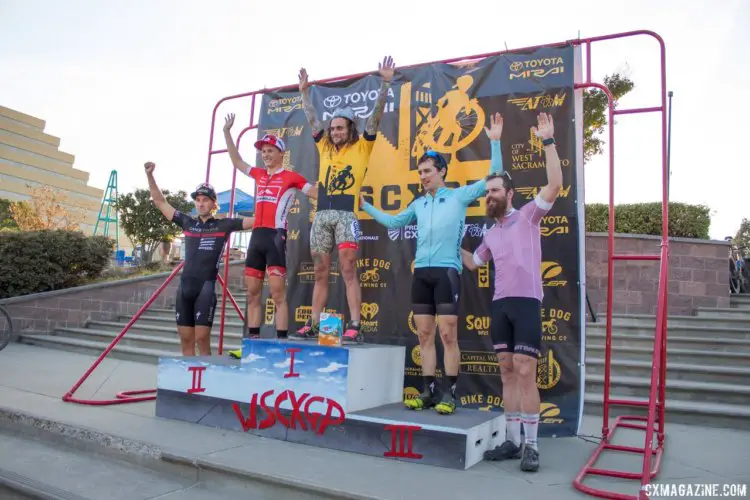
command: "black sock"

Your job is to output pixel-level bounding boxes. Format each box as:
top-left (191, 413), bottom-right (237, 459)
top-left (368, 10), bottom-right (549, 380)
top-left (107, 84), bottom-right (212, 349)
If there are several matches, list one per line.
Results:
top-left (247, 327), bottom-right (260, 338)
top-left (448, 376), bottom-right (458, 397)
top-left (276, 329), bottom-right (288, 339)
top-left (423, 376), bottom-right (436, 395)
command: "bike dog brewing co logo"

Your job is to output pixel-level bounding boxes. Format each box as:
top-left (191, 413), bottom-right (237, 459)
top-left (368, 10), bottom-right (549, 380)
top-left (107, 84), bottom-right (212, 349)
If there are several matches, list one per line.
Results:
top-left (357, 257), bottom-right (391, 289)
top-left (541, 307), bottom-right (571, 342)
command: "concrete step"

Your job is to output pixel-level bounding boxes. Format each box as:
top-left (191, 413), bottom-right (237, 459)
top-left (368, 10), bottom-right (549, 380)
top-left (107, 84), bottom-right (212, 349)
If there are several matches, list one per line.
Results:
top-left (52, 327), bottom-right (243, 352)
top-left (115, 314), bottom-right (246, 331)
top-left (585, 332), bottom-right (750, 353)
top-left (585, 357), bottom-right (750, 385)
top-left (18, 335), bottom-right (178, 364)
top-left (609, 313), bottom-right (750, 331)
top-left (695, 307), bottom-right (750, 319)
top-left (90, 320), bottom-right (245, 337)
top-left (584, 393), bottom-right (750, 430)
top-left (585, 344), bottom-right (750, 365)
top-left (587, 322), bottom-right (750, 340)
top-left (585, 373), bottom-right (750, 406)
top-left (730, 294), bottom-right (750, 309)
top-left (138, 307), bottom-right (244, 321)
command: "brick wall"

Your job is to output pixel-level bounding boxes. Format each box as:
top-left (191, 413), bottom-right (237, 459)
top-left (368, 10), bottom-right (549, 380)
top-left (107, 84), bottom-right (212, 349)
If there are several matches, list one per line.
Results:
top-left (586, 233), bottom-right (730, 317)
top-left (0, 262), bottom-right (246, 335)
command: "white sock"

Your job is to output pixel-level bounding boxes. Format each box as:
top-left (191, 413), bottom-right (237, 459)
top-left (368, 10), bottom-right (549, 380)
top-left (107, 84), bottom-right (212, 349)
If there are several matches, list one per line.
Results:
top-left (522, 413), bottom-right (539, 450)
top-left (506, 412), bottom-right (521, 446)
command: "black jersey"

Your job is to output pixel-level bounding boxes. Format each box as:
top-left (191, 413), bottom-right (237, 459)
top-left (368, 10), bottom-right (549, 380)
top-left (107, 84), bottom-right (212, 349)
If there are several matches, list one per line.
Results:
top-left (172, 211), bottom-right (244, 281)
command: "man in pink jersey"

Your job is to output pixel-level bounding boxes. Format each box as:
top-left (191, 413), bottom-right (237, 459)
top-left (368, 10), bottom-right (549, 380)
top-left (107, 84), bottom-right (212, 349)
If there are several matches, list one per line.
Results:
top-left (462, 112), bottom-right (561, 473)
top-left (223, 113), bottom-right (317, 350)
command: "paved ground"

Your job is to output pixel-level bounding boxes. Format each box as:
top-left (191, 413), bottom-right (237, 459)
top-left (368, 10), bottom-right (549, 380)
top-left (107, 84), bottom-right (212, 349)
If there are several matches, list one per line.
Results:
top-left (0, 343), bottom-right (748, 500)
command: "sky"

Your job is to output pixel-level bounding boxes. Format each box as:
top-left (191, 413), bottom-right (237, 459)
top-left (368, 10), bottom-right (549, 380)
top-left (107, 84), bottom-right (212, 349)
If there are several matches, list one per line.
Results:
top-left (2, 0), bottom-right (748, 240)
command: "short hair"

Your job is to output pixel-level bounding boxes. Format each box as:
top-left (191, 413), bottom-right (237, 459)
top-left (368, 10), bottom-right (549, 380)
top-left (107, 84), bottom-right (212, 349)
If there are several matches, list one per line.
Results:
top-left (417, 151), bottom-right (448, 178)
top-left (486, 171), bottom-right (514, 191)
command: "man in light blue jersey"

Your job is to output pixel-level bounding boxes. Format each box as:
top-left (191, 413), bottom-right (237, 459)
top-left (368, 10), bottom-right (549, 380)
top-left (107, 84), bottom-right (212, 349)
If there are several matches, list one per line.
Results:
top-left (360, 112), bottom-right (504, 415)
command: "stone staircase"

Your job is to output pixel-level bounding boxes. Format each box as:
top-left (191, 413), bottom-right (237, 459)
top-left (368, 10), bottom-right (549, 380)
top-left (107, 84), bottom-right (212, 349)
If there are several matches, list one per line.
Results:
top-left (17, 289), bottom-right (750, 429)
top-left (584, 293), bottom-right (750, 430)
top-left (19, 288), bottom-right (250, 363)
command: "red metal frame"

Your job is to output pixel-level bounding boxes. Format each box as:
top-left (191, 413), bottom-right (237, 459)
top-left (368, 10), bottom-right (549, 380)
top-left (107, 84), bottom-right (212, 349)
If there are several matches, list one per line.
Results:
top-left (62, 31), bottom-right (669, 498)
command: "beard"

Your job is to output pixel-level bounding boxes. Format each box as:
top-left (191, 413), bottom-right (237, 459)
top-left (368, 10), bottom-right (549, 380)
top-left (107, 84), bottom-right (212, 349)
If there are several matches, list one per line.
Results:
top-left (486, 196), bottom-right (508, 218)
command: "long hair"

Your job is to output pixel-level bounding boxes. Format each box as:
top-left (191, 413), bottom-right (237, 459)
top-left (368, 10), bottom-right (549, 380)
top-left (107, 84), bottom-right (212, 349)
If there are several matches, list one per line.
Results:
top-left (326, 117), bottom-right (360, 150)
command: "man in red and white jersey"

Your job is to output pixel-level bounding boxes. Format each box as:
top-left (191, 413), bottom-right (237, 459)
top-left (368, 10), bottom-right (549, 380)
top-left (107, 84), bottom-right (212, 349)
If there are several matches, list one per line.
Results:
top-left (223, 113), bottom-right (317, 347)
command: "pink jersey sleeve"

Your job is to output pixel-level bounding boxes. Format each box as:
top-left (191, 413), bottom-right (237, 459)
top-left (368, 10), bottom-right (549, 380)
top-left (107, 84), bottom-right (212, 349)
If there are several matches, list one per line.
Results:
top-left (473, 239), bottom-right (492, 266)
top-left (522, 195), bottom-right (554, 225)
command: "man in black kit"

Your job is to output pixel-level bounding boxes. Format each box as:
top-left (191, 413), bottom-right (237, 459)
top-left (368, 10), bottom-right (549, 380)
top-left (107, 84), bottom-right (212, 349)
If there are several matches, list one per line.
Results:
top-left (145, 162), bottom-right (254, 356)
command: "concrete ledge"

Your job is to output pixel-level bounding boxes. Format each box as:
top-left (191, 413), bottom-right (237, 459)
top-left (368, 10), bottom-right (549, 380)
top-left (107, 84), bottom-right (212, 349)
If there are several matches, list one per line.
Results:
top-left (586, 232), bottom-right (728, 246)
top-left (0, 260), bottom-right (245, 306)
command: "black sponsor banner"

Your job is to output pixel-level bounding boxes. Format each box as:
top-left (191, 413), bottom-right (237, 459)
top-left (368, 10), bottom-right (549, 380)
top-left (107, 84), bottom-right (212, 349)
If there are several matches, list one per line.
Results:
top-left (255, 46), bottom-right (581, 436)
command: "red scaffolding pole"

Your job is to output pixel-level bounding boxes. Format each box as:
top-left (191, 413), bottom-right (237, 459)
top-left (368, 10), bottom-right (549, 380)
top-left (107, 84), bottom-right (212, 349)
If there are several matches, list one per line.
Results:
top-left (62, 31), bottom-right (669, 498)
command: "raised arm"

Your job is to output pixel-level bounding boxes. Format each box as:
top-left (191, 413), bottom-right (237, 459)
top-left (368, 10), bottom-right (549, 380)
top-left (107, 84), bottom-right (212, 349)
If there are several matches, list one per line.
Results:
top-left (359, 193), bottom-right (415, 229)
top-left (299, 68), bottom-right (323, 136)
top-left (223, 113), bottom-right (252, 175)
top-left (456, 112), bottom-right (505, 203)
top-left (364, 56), bottom-right (395, 136)
top-left (144, 162), bottom-right (175, 221)
top-left (535, 113), bottom-right (563, 205)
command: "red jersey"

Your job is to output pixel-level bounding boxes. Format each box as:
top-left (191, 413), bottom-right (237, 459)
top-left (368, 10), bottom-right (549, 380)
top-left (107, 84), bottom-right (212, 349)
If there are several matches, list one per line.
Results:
top-left (246, 166), bottom-right (312, 230)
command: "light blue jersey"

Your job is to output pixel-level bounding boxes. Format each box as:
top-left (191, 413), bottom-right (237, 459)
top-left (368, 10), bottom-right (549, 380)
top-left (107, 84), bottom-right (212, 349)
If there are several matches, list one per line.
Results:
top-left (362, 141), bottom-right (504, 272)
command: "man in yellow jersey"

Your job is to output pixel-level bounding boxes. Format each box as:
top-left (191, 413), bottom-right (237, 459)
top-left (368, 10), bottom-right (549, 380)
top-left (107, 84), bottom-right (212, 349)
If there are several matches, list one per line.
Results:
top-left (295, 56), bottom-right (395, 343)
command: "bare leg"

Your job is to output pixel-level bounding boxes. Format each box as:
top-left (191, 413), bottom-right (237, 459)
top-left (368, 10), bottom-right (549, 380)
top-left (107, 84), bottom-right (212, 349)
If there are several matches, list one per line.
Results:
top-left (514, 353), bottom-right (540, 452)
top-left (311, 253), bottom-right (331, 326)
top-left (338, 247), bottom-right (360, 323)
top-left (414, 315), bottom-right (437, 377)
top-left (498, 353), bottom-right (521, 445)
top-left (437, 315), bottom-right (459, 376)
top-left (268, 275), bottom-right (287, 332)
top-left (245, 275), bottom-right (263, 331)
top-left (195, 326), bottom-right (212, 355)
top-left (178, 326), bottom-right (196, 356)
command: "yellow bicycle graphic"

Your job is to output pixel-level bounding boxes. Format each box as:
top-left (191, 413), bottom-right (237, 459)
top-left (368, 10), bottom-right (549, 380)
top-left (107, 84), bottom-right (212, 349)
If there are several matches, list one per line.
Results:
top-left (542, 318), bottom-right (558, 335)
top-left (360, 268), bottom-right (381, 283)
top-left (412, 74), bottom-right (486, 159)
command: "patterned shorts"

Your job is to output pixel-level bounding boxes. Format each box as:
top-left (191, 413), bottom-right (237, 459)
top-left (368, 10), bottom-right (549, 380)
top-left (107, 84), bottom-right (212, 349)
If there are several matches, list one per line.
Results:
top-left (309, 210), bottom-right (360, 255)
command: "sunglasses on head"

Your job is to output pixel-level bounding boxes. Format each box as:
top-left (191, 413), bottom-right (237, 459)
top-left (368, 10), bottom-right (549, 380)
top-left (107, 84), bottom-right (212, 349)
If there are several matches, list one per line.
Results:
top-left (422, 150), bottom-right (447, 169)
top-left (486, 171), bottom-right (514, 188)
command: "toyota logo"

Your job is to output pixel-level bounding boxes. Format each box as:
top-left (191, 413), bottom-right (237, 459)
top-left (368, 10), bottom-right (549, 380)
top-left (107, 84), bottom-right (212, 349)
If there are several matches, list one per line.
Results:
top-left (324, 95), bottom-right (342, 108)
top-left (510, 62), bottom-right (523, 72)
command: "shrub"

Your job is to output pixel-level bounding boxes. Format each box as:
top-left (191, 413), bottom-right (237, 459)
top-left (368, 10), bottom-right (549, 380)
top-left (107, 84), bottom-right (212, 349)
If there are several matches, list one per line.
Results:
top-left (0, 230), bottom-right (115, 299)
top-left (585, 202), bottom-right (711, 239)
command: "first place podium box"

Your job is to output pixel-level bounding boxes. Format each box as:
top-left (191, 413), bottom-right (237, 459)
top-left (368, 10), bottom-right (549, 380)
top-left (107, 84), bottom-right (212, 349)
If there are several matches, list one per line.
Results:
top-left (156, 339), bottom-right (506, 470)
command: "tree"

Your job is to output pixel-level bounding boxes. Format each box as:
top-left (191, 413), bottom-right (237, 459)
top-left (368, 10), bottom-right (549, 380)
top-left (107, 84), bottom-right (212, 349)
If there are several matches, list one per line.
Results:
top-left (0, 199), bottom-right (19, 231)
top-left (115, 188), bottom-right (193, 264)
top-left (734, 218), bottom-right (750, 257)
top-left (583, 73), bottom-right (635, 162)
top-left (9, 186), bottom-right (86, 231)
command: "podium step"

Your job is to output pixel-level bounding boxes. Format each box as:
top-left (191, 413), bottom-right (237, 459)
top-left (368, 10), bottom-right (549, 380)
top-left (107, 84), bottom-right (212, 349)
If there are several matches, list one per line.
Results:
top-left (157, 389), bottom-right (503, 470)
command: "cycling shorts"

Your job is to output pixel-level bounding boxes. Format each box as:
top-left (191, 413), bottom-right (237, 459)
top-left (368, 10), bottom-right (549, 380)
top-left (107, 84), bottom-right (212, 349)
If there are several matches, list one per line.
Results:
top-left (309, 209), bottom-right (359, 255)
top-left (175, 278), bottom-right (217, 327)
top-left (411, 267), bottom-right (461, 316)
top-left (490, 297), bottom-right (542, 358)
top-left (245, 228), bottom-right (287, 279)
